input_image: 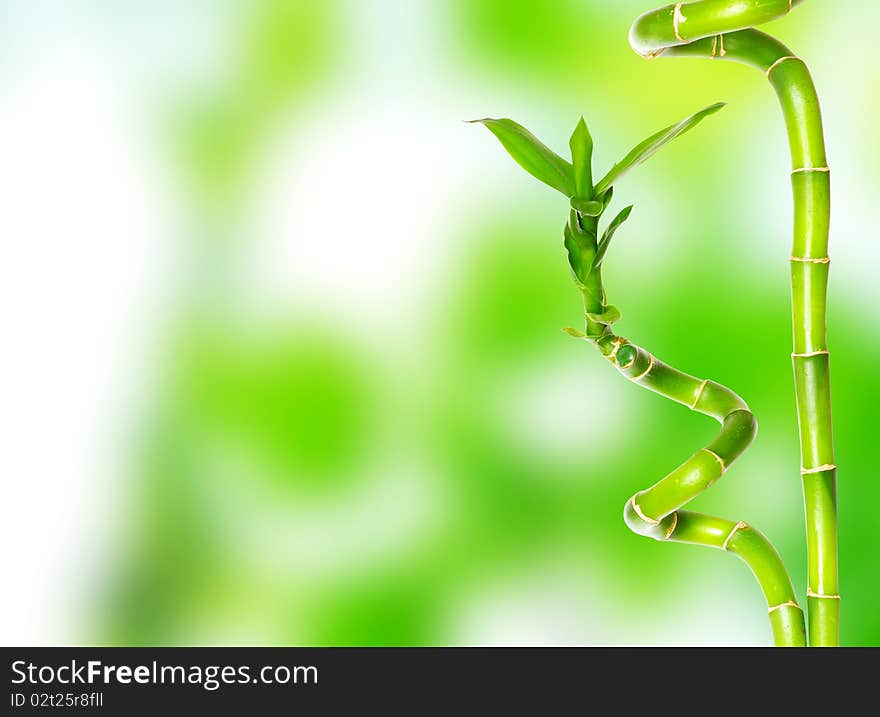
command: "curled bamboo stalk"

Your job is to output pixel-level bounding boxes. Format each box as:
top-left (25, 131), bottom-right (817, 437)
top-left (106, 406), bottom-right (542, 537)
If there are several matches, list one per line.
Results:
top-left (473, 105), bottom-right (807, 644)
top-left (573, 210), bottom-right (805, 647)
top-left (629, 0), bottom-right (838, 648)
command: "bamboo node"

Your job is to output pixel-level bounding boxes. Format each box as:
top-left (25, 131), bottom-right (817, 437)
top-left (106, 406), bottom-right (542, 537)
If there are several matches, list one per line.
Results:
top-left (790, 256), bottom-right (830, 264)
top-left (768, 600), bottom-right (801, 614)
top-left (661, 512), bottom-right (678, 540)
top-left (722, 521), bottom-right (748, 551)
top-left (807, 590), bottom-right (841, 599)
top-left (630, 353), bottom-right (655, 382)
top-left (766, 55), bottom-right (799, 78)
top-left (631, 496), bottom-right (661, 526)
top-left (791, 166), bottom-right (830, 174)
top-left (690, 379), bottom-right (709, 410)
top-left (673, 3), bottom-right (686, 42)
top-left (701, 448), bottom-right (726, 474)
top-left (800, 464), bottom-right (837, 475)
top-left (644, 47), bottom-right (667, 60)
top-left (791, 350), bottom-right (830, 358)
top-left (607, 337), bottom-right (626, 361)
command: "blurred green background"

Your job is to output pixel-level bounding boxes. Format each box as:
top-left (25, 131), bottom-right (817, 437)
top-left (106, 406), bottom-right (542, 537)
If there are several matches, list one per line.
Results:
top-left (2, 1), bottom-right (878, 646)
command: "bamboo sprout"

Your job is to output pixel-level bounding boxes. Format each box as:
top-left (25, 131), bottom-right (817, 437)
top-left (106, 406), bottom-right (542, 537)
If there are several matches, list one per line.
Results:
top-left (629, 0), bottom-right (838, 647)
top-left (474, 108), bottom-right (806, 646)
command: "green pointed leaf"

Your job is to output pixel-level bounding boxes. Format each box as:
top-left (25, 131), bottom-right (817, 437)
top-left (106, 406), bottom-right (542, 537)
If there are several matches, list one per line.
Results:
top-left (600, 186), bottom-right (614, 211)
top-left (563, 222), bottom-right (585, 284)
top-left (570, 197), bottom-right (604, 216)
top-left (587, 305), bottom-right (622, 325)
top-left (569, 117), bottom-right (593, 200)
top-left (593, 205), bottom-right (633, 269)
top-left (594, 103), bottom-right (725, 195)
top-left (562, 326), bottom-right (587, 339)
top-left (471, 118), bottom-right (576, 196)
top-left (564, 216), bottom-right (596, 285)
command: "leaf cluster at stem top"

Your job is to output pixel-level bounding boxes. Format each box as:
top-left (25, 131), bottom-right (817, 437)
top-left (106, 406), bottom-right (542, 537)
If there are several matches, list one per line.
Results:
top-left (472, 102), bottom-right (724, 301)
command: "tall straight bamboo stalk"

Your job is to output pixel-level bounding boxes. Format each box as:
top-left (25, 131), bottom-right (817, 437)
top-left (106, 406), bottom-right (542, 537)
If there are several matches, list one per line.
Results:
top-left (629, 0), bottom-right (838, 646)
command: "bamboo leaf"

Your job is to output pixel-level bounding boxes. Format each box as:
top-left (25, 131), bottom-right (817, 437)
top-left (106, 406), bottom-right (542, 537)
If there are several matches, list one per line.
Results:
top-left (562, 326), bottom-right (587, 339)
top-left (563, 223), bottom-right (586, 283)
top-left (587, 305), bottom-right (622, 325)
top-left (471, 118), bottom-right (576, 196)
top-left (594, 103), bottom-right (725, 195)
top-left (569, 117), bottom-right (593, 200)
top-left (592, 205), bottom-right (633, 269)
top-left (564, 217), bottom-right (596, 284)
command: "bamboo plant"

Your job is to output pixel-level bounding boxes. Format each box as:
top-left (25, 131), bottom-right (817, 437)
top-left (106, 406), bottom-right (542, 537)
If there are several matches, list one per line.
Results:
top-left (473, 109), bottom-right (805, 646)
top-left (472, 0), bottom-right (836, 647)
top-left (629, 0), bottom-right (837, 646)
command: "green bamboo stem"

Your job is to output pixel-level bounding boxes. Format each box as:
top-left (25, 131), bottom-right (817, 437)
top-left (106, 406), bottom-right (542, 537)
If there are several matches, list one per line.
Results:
top-left (629, 0), bottom-right (838, 646)
top-left (573, 212), bottom-right (805, 647)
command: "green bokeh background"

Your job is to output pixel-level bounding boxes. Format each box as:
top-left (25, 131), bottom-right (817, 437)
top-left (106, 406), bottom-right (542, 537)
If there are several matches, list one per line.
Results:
top-left (6, 1), bottom-right (878, 646)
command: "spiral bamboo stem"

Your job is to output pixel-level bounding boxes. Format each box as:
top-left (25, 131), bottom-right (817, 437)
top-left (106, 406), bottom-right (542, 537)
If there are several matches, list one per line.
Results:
top-left (629, 0), bottom-right (837, 647)
top-left (576, 213), bottom-right (805, 646)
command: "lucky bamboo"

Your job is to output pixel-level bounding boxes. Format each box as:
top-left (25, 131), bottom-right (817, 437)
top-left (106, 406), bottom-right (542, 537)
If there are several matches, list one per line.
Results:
top-left (473, 105), bottom-right (806, 645)
top-left (629, 0), bottom-right (838, 647)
